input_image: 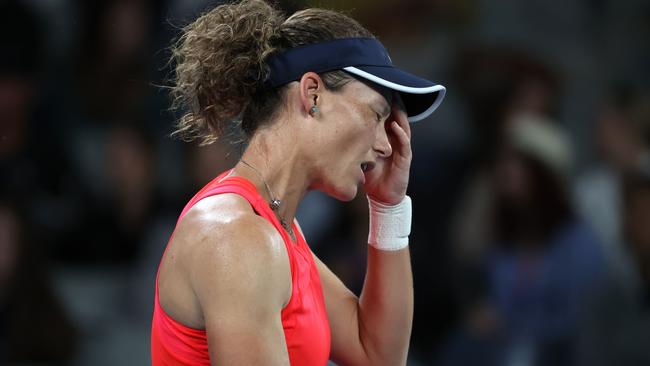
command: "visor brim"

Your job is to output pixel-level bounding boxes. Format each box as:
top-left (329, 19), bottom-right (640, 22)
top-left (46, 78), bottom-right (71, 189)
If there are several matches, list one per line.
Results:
top-left (344, 66), bottom-right (446, 122)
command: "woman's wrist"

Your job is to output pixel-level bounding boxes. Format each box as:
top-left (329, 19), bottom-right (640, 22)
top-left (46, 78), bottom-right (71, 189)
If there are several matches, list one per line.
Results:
top-left (367, 195), bottom-right (412, 251)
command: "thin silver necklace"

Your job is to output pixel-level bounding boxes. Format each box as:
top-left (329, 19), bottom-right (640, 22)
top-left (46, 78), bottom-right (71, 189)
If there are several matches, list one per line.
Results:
top-left (239, 159), bottom-right (295, 239)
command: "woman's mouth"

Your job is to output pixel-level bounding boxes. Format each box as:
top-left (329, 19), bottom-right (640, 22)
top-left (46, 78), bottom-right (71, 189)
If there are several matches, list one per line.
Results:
top-left (361, 162), bottom-right (375, 173)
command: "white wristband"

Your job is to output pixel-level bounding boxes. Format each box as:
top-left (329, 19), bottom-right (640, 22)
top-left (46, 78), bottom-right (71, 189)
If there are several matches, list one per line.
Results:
top-left (367, 195), bottom-right (412, 251)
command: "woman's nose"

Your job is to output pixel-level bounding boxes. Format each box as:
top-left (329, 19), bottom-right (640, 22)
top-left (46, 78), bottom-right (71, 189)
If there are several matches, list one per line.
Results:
top-left (373, 122), bottom-right (392, 158)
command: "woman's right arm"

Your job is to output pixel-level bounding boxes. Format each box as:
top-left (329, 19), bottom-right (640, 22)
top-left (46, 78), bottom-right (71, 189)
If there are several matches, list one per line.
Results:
top-left (180, 198), bottom-right (292, 365)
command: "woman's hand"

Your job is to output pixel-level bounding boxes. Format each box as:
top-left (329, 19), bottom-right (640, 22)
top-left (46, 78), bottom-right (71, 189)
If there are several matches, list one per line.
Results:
top-left (363, 102), bottom-right (412, 205)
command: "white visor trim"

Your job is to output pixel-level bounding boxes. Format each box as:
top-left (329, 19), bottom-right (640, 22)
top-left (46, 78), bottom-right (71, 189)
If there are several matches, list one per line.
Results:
top-left (344, 66), bottom-right (446, 122)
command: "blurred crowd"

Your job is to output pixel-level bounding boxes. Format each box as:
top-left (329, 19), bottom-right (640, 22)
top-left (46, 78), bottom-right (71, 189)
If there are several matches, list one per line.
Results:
top-left (1, 0), bottom-right (649, 365)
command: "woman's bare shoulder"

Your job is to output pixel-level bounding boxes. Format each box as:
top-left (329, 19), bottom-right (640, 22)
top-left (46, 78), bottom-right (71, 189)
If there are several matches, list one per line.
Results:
top-left (173, 193), bottom-right (286, 264)
top-left (171, 193), bottom-right (291, 309)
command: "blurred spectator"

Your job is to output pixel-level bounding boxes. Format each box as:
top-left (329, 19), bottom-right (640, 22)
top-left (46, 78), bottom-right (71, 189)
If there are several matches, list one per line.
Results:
top-left (73, 0), bottom-right (160, 123)
top-left (0, 198), bottom-right (78, 364)
top-left (451, 49), bottom-right (563, 265)
top-left (1, 0), bottom-right (50, 203)
top-left (63, 0), bottom-right (164, 220)
top-left (419, 48), bottom-right (563, 362)
top-left (577, 173), bottom-right (650, 366)
top-left (575, 93), bottom-right (650, 366)
top-left (50, 0), bottom-right (169, 264)
top-left (0, 0), bottom-right (86, 271)
top-left (442, 115), bottom-right (606, 366)
top-left (60, 123), bottom-right (166, 263)
top-left (454, 48), bottom-right (560, 157)
top-left (574, 88), bottom-right (650, 279)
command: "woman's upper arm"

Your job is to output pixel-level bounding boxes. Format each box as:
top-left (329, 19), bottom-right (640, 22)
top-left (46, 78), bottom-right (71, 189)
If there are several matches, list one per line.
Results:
top-left (188, 213), bottom-right (292, 365)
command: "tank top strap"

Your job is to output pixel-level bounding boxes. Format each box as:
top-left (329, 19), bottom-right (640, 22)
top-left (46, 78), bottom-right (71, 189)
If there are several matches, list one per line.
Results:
top-left (175, 170), bottom-right (300, 268)
top-left (176, 170), bottom-right (236, 224)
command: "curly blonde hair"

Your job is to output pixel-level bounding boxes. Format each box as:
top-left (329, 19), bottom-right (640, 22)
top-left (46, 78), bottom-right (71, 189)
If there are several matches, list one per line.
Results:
top-left (169, 0), bottom-right (374, 145)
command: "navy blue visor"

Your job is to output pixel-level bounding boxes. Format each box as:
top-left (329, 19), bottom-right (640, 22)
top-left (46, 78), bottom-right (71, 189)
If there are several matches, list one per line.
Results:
top-left (264, 37), bottom-right (446, 122)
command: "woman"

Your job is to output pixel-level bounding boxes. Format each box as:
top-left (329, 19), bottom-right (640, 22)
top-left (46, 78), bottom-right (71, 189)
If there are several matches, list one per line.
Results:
top-left (151, 1), bottom-right (445, 365)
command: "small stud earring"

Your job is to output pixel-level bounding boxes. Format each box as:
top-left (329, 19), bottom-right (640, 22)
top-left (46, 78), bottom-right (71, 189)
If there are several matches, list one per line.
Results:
top-left (310, 105), bottom-right (320, 115)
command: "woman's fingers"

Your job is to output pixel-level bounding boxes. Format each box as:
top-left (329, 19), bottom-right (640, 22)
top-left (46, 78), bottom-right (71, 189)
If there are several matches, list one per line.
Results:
top-left (391, 121), bottom-right (412, 163)
top-left (392, 101), bottom-right (411, 139)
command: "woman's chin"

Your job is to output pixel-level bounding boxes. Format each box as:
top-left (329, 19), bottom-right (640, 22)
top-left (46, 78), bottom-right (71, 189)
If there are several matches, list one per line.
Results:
top-left (314, 175), bottom-right (361, 202)
top-left (327, 185), bottom-right (358, 202)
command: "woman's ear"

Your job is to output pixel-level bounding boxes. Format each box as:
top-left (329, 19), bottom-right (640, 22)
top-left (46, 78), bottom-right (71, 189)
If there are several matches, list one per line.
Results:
top-left (299, 72), bottom-right (323, 117)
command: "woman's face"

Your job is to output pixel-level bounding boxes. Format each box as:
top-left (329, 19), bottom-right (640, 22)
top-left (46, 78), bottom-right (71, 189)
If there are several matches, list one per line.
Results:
top-left (306, 79), bottom-right (393, 201)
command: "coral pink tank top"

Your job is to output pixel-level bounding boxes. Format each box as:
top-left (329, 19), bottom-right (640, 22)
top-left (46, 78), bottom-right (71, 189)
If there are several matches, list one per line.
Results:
top-left (151, 170), bottom-right (331, 365)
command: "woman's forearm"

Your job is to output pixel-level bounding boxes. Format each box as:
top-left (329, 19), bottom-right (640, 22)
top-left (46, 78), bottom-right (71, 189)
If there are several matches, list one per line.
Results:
top-left (357, 245), bottom-right (414, 365)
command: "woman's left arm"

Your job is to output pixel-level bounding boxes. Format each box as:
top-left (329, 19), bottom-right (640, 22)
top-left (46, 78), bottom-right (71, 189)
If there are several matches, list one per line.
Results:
top-left (312, 245), bottom-right (413, 366)
top-left (312, 103), bottom-right (415, 366)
